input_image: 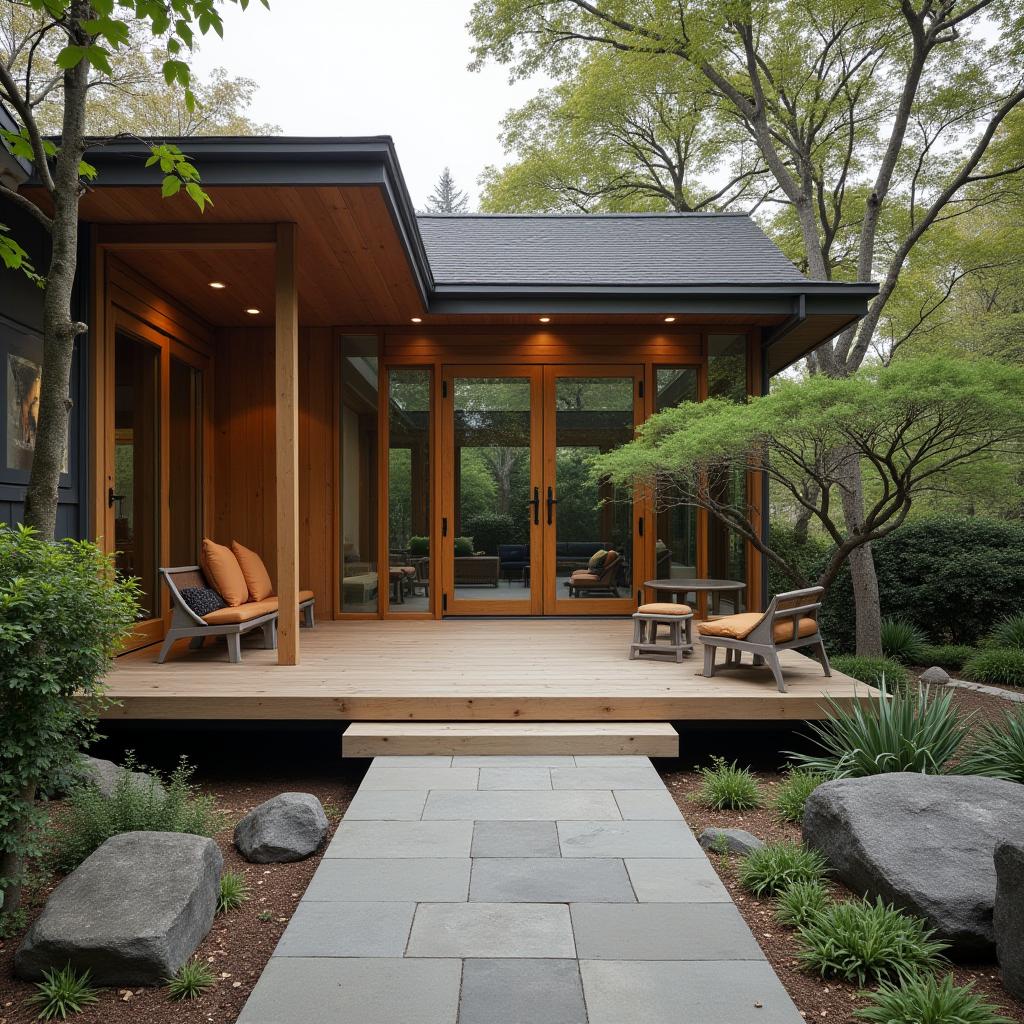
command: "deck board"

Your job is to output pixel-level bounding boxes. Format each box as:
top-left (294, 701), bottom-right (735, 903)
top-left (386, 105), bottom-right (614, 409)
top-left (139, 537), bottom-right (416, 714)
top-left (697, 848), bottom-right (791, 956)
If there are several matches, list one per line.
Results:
top-left (104, 619), bottom-right (873, 722)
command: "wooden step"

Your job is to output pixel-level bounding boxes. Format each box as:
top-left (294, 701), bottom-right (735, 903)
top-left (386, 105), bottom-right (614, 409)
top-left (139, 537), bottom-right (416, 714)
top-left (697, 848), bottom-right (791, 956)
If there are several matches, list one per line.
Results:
top-left (341, 722), bottom-right (678, 758)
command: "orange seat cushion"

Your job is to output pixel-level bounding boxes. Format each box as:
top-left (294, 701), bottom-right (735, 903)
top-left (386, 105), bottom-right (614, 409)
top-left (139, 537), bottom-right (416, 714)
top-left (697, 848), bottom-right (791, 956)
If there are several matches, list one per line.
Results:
top-left (200, 539), bottom-right (249, 607)
top-left (637, 603), bottom-right (693, 616)
top-left (261, 590), bottom-right (316, 612)
top-left (231, 540), bottom-right (274, 602)
top-left (203, 599), bottom-right (278, 625)
top-left (698, 612), bottom-right (819, 643)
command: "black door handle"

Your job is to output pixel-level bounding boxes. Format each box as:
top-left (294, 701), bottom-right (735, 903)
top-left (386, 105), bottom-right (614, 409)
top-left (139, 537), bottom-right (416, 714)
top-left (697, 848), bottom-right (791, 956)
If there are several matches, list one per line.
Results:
top-left (528, 487), bottom-right (540, 526)
top-left (547, 486), bottom-right (558, 525)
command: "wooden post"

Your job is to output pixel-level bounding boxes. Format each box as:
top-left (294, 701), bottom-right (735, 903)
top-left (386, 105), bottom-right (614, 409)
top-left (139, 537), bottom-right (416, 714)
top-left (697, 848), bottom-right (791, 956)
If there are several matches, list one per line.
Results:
top-left (275, 223), bottom-right (300, 665)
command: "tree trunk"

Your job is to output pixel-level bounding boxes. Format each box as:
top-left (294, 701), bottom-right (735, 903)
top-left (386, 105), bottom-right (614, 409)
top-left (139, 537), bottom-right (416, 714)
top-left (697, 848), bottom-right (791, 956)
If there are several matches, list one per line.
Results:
top-left (837, 453), bottom-right (883, 656)
top-left (0, 781), bottom-right (37, 917)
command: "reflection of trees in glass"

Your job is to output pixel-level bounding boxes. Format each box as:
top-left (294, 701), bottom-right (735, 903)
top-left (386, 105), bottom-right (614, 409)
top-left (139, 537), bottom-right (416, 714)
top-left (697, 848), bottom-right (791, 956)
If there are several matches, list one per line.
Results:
top-left (555, 377), bottom-right (632, 411)
top-left (388, 448), bottom-right (412, 547)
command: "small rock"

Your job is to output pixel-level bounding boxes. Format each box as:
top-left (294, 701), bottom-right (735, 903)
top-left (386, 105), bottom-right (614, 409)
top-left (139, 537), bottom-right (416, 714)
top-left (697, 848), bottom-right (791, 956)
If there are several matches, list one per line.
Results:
top-left (920, 666), bottom-right (950, 686)
top-left (234, 792), bottom-right (329, 863)
top-left (79, 755), bottom-right (164, 799)
top-left (698, 827), bottom-right (764, 855)
top-left (995, 838), bottom-right (1024, 1000)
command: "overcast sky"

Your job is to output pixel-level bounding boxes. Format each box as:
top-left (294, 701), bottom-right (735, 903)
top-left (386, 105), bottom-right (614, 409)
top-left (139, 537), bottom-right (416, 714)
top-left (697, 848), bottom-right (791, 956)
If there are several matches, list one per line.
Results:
top-left (189, 0), bottom-right (545, 210)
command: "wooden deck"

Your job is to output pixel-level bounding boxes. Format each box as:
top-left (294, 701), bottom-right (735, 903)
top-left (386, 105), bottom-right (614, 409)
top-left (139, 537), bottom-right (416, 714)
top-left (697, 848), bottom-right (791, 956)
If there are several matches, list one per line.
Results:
top-left (104, 619), bottom-right (873, 722)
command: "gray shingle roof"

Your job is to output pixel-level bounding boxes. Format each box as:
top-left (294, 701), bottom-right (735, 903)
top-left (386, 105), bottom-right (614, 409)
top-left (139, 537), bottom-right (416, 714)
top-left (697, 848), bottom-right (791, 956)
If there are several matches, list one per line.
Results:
top-left (416, 213), bottom-right (807, 288)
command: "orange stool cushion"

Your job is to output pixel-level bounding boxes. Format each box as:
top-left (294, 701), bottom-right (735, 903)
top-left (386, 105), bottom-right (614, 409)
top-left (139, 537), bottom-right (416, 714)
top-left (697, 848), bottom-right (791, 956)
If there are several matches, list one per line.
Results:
top-left (231, 540), bottom-right (274, 602)
top-left (200, 539), bottom-right (249, 607)
top-left (637, 603), bottom-right (693, 616)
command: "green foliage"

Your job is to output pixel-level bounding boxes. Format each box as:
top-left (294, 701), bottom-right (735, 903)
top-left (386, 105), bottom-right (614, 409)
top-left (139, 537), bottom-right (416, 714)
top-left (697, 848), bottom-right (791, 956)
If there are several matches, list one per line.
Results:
top-left (28, 965), bottom-right (99, 1020)
top-left (462, 512), bottom-right (522, 555)
top-left (855, 973), bottom-right (1014, 1024)
top-left (795, 897), bottom-right (948, 986)
top-left (145, 143), bottom-right (211, 211)
top-left (789, 683), bottom-right (970, 777)
top-left (773, 879), bottom-right (832, 928)
top-left (694, 756), bottom-right (763, 810)
top-left (773, 768), bottom-right (830, 823)
top-left (167, 957), bottom-right (216, 1001)
top-left (766, 524), bottom-right (832, 596)
top-left (963, 648), bottom-right (1024, 688)
top-left (454, 536), bottom-right (475, 557)
top-left (0, 525), bottom-right (138, 916)
top-left (0, 225), bottom-right (43, 286)
top-left (831, 656), bottom-right (910, 693)
top-left (217, 870), bottom-right (250, 913)
top-left (983, 613), bottom-right (1024, 651)
top-left (738, 841), bottom-right (828, 898)
top-left (956, 707), bottom-right (1024, 782)
top-left (408, 536), bottom-right (429, 558)
top-left (54, 756), bottom-right (225, 872)
top-left (881, 618), bottom-right (928, 664)
top-left (917, 644), bottom-right (975, 671)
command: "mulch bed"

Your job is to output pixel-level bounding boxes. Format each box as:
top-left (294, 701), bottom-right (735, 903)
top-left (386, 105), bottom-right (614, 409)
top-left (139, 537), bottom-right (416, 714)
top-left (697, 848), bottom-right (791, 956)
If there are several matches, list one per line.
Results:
top-left (0, 773), bottom-right (359, 1024)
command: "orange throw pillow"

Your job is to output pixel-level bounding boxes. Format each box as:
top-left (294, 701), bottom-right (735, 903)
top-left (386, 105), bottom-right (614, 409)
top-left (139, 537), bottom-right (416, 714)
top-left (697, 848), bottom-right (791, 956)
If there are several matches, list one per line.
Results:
top-left (231, 540), bottom-right (275, 602)
top-left (200, 539), bottom-right (249, 607)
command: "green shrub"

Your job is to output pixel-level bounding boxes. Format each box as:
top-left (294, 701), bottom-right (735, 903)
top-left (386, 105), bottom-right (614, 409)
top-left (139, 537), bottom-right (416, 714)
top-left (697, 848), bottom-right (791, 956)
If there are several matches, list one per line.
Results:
top-left (963, 647), bottom-right (1024, 687)
top-left (788, 683), bottom-right (970, 777)
top-left (54, 756), bottom-right (225, 872)
top-left (167, 957), bottom-right (216, 1000)
top-left (462, 512), bottom-right (523, 555)
top-left (738, 841), bottom-right (828, 897)
top-left (773, 879), bottom-right (832, 928)
top-left (956, 707), bottom-right (1024, 782)
top-left (881, 617), bottom-right (928, 664)
top-left (983, 612), bottom-right (1024, 651)
top-left (917, 644), bottom-right (975, 670)
top-left (694, 756), bottom-right (763, 810)
top-left (0, 525), bottom-right (139, 924)
top-left (795, 897), bottom-right (948, 986)
top-left (217, 870), bottom-right (250, 913)
top-left (454, 536), bottom-right (475, 557)
top-left (773, 768), bottom-right (830, 823)
top-left (408, 536), bottom-right (429, 558)
top-left (28, 964), bottom-right (99, 1020)
top-left (855, 973), bottom-right (1014, 1024)
top-left (831, 655), bottom-right (910, 693)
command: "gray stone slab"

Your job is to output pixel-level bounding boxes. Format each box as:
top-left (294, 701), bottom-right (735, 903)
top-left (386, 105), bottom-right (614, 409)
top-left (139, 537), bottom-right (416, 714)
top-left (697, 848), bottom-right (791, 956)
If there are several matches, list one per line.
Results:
top-left (580, 960), bottom-right (804, 1024)
top-left (625, 859), bottom-right (731, 903)
top-left (453, 755), bottom-right (576, 767)
top-left (472, 821), bottom-right (560, 858)
top-left (573, 756), bottom-right (654, 767)
top-left (460, 959), bottom-right (587, 1024)
top-left (551, 765), bottom-right (663, 790)
top-left (302, 857), bottom-right (470, 902)
top-left (237, 957), bottom-right (461, 1024)
top-left (325, 820), bottom-right (473, 858)
top-left (343, 789), bottom-right (428, 820)
top-left (359, 766), bottom-right (479, 790)
top-left (370, 756), bottom-right (453, 766)
top-left (407, 903), bottom-right (576, 958)
top-left (479, 766), bottom-right (552, 790)
top-left (274, 901), bottom-right (415, 957)
top-left (571, 903), bottom-right (764, 960)
top-left (559, 820), bottom-right (702, 858)
top-left (424, 790), bottom-right (621, 821)
top-left (470, 858), bottom-right (636, 903)
top-left (613, 789), bottom-right (682, 820)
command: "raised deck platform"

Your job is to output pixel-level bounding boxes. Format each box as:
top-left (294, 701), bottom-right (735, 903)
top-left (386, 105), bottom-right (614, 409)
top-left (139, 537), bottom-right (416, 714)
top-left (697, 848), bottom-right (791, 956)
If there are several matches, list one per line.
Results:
top-left (104, 619), bottom-right (872, 722)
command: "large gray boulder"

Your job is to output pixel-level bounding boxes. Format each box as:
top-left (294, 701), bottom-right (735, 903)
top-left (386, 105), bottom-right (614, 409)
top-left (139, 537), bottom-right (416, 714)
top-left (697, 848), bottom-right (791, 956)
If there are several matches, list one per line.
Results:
top-left (79, 755), bottom-right (164, 799)
top-left (803, 774), bottom-right (1024, 955)
top-left (15, 831), bottom-right (222, 985)
top-left (234, 792), bottom-right (328, 863)
top-left (995, 839), bottom-right (1024, 1000)
top-left (698, 827), bottom-right (764, 856)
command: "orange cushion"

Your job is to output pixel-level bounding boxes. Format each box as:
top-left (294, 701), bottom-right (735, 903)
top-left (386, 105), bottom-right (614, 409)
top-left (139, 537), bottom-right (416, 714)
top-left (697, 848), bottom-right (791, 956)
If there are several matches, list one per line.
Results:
top-left (231, 541), bottom-right (274, 602)
top-left (638, 603), bottom-right (693, 616)
top-left (203, 598), bottom-right (278, 625)
top-left (698, 612), bottom-right (819, 643)
top-left (200, 539), bottom-right (249, 607)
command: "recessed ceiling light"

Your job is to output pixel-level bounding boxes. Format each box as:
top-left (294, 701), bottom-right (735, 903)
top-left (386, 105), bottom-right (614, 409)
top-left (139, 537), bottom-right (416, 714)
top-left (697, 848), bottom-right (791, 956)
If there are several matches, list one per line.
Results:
top-left (664, 316), bottom-right (676, 323)
top-left (245, 308), bottom-right (261, 315)
top-left (539, 316), bottom-right (551, 323)
top-left (410, 317), bottom-right (423, 323)
top-left (209, 281), bottom-right (227, 289)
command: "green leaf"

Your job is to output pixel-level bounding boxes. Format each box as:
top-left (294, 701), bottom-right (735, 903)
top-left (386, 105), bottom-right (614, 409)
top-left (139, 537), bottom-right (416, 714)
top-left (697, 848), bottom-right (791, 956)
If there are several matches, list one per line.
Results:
top-left (55, 44), bottom-right (88, 70)
top-left (86, 44), bottom-right (113, 75)
top-left (185, 181), bottom-right (210, 211)
top-left (161, 175), bottom-right (182, 197)
top-left (78, 159), bottom-right (98, 181)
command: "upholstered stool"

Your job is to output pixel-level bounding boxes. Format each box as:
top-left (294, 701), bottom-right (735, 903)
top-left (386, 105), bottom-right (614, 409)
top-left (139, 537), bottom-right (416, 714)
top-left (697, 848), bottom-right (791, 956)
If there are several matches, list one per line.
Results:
top-left (629, 603), bottom-right (694, 662)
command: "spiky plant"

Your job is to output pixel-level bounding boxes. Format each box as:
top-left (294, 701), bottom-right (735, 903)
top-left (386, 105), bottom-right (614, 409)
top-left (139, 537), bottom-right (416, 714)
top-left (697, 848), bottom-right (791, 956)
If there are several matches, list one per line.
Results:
top-left (167, 958), bottom-right (216, 1001)
top-left (855, 973), bottom-right (1013, 1024)
top-left (217, 870), bottom-right (250, 913)
top-left (773, 767), bottom-right (830, 823)
top-left (774, 879), bottom-right (832, 928)
top-left (27, 965), bottom-right (99, 1020)
top-left (881, 617), bottom-right (928, 664)
top-left (738, 841), bottom-right (828, 898)
top-left (694, 756), bottom-right (763, 810)
top-left (955, 706), bottom-right (1024, 782)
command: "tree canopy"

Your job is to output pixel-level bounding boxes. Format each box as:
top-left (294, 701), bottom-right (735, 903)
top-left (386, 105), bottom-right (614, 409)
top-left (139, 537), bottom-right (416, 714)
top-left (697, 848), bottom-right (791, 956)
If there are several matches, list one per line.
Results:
top-left (425, 166), bottom-right (470, 213)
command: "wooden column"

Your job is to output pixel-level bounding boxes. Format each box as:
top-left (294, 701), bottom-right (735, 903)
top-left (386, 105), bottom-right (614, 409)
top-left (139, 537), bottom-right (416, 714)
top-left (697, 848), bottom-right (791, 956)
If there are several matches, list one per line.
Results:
top-left (275, 223), bottom-right (300, 664)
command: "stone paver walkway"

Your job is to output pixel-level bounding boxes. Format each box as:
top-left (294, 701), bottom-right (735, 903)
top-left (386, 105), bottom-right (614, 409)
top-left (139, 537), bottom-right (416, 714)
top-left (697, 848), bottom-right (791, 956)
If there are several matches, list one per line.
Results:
top-left (238, 755), bottom-right (804, 1024)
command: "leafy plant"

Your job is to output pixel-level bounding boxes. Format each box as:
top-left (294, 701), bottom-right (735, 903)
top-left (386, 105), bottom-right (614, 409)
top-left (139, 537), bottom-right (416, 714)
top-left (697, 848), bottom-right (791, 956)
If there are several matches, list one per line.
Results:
top-left (738, 841), bottom-right (828, 897)
top-left (983, 612), bottom-right (1024, 651)
top-left (917, 644), bottom-right (975, 671)
top-left (167, 957), bottom-right (216, 1001)
top-left (881, 617), bottom-right (928, 664)
top-left (0, 525), bottom-right (139, 923)
top-left (956, 707), bottom-right (1024, 782)
top-left (832, 655), bottom-right (910, 693)
top-left (454, 536), bottom-right (475, 557)
top-left (773, 767), bottom-right (830, 823)
top-left (855, 973), bottom-right (1013, 1024)
top-left (462, 512), bottom-right (523, 555)
top-left (788, 683), bottom-right (971, 777)
top-left (774, 879), bottom-right (832, 928)
top-left (795, 897), bottom-right (948, 986)
top-left (963, 648), bottom-right (1024, 688)
top-left (28, 965), bottom-right (99, 1020)
top-left (54, 756), bottom-right (225, 872)
top-left (217, 870), bottom-right (250, 913)
top-left (694, 756), bottom-right (763, 810)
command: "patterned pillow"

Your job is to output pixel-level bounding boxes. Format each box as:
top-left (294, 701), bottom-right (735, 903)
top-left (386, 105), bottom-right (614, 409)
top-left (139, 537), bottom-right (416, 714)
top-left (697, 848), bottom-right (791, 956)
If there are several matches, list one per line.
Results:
top-left (180, 586), bottom-right (227, 618)
top-left (588, 549), bottom-right (608, 571)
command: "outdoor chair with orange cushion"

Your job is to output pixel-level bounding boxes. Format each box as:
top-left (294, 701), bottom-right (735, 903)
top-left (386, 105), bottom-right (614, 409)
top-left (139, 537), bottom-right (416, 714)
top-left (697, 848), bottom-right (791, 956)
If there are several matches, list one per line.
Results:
top-left (566, 550), bottom-right (622, 597)
top-left (697, 586), bottom-right (830, 693)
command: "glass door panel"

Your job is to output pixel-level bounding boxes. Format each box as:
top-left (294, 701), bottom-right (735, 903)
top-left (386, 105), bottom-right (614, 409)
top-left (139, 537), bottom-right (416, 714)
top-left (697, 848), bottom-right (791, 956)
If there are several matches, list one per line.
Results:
top-left (168, 355), bottom-right (203, 567)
